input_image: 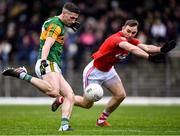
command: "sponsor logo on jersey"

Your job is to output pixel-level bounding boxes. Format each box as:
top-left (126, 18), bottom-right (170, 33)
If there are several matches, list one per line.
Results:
top-left (115, 53), bottom-right (128, 60)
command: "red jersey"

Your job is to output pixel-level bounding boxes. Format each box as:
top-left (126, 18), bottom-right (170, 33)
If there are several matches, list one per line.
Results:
top-left (92, 31), bottom-right (141, 72)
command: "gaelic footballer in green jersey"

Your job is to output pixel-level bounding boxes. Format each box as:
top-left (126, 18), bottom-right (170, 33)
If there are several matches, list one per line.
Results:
top-left (2, 2), bottom-right (81, 131)
top-left (39, 16), bottom-right (65, 68)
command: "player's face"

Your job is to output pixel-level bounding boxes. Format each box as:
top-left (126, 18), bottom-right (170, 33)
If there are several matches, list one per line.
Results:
top-left (122, 25), bottom-right (138, 39)
top-left (63, 11), bottom-right (79, 26)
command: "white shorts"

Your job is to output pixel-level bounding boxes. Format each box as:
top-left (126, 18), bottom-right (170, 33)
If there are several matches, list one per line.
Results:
top-left (35, 59), bottom-right (61, 79)
top-left (83, 60), bottom-right (120, 90)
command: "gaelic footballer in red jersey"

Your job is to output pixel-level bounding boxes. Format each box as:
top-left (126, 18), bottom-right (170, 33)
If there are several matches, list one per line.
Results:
top-left (92, 31), bottom-right (141, 72)
top-left (52, 19), bottom-right (176, 127)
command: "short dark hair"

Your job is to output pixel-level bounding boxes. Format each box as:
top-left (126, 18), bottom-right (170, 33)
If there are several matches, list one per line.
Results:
top-left (63, 2), bottom-right (80, 14)
top-left (124, 19), bottom-right (139, 27)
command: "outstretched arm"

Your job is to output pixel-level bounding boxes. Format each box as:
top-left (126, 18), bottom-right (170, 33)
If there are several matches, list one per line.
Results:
top-left (137, 40), bottom-right (176, 54)
top-left (137, 43), bottom-right (161, 54)
top-left (119, 41), bottom-right (166, 63)
top-left (119, 41), bottom-right (149, 59)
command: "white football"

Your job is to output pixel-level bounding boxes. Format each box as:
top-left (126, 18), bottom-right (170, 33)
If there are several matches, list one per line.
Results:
top-left (84, 84), bottom-right (103, 102)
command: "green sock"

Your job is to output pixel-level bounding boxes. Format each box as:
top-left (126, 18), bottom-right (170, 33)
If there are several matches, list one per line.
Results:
top-left (19, 72), bottom-right (32, 82)
top-left (61, 118), bottom-right (69, 126)
top-left (23, 74), bottom-right (32, 82)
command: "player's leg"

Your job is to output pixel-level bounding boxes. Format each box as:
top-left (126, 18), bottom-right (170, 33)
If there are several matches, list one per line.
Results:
top-left (34, 59), bottom-right (63, 97)
top-left (96, 75), bottom-right (126, 126)
top-left (58, 87), bottom-right (94, 109)
top-left (2, 67), bottom-right (60, 97)
top-left (36, 60), bottom-right (74, 131)
top-left (74, 95), bottom-right (94, 108)
top-left (103, 76), bottom-right (126, 112)
top-left (36, 62), bottom-right (74, 131)
top-left (74, 60), bottom-right (97, 109)
top-left (52, 89), bottom-right (93, 110)
top-left (36, 60), bottom-right (63, 110)
top-left (58, 74), bottom-right (75, 131)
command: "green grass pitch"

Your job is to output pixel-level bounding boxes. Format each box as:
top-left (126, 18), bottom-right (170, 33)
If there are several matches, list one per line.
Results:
top-left (0, 105), bottom-right (180, 135)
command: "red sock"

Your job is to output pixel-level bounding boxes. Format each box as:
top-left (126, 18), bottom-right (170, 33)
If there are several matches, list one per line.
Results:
top-left (98, 111), bottom-right (110, 124)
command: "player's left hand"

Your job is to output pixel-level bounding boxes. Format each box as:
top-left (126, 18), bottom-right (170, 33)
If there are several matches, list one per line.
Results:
top-left (160, 40), bottom-right (176, 53)
top-left (148, 53), bottom-right (166, 63)
top-left (70, 21), bottom-right (80, 32)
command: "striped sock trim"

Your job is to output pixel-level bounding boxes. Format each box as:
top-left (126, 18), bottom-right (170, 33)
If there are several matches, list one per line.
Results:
top-left (61, 118), bottom-right (69, 126)
top-left (98, 111), bottom-right (110, 123)
top-left (23, 74), bottom-right (32, 82)
top-left (102, 111), bottom-right (110, 117)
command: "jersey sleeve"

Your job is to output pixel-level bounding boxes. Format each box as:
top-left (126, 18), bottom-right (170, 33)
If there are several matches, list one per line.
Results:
top-left (47, 23), bottom-right (62, 39)
top-left (113, 37), bottom-right (128, 46)
top-left (130, 38), bottom-right (141, 45)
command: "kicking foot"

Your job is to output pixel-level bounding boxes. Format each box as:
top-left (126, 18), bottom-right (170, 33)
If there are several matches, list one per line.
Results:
top-left (96, 121), bottom-right (111, 127)
top-left (2, 67), bottom-right (27, 78)
top-left (58, 125), bottom-right (73, 131)
top-left (51, 96), bottom-right (64, 112)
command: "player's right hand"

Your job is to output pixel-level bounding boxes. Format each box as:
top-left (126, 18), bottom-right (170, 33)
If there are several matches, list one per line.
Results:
top-left (70, 21), bottom-right (80, 32)
top-left (148, 53), bottom-right (166, 63)
top-left (40, 60), bottom-right (48, 75)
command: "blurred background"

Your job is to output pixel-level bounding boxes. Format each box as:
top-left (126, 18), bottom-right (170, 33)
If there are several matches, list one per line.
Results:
top-left (0, 0), bottom-right (180, 97)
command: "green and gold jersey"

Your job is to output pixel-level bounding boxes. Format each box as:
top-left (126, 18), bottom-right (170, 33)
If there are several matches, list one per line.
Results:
top-left (38, 16), bottom-right (65, 68)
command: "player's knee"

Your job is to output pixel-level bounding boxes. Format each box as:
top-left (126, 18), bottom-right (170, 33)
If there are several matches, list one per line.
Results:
top-left (65, 92), bottom-right (75, 103)
top-left (69, 93), bottom-right (75, 102)
top-left (46, 91), bottom-right (59, 97)
top-left (45, 85), bottom-right (59, 96)
top-left (46, 86), bottom-right (60, 97)
top-left (115, 92), bottom-right (126, 101)
top-left (121, 92), bottom-right (126, 99)
top-left (46, 85), bottom-right (53, 92)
